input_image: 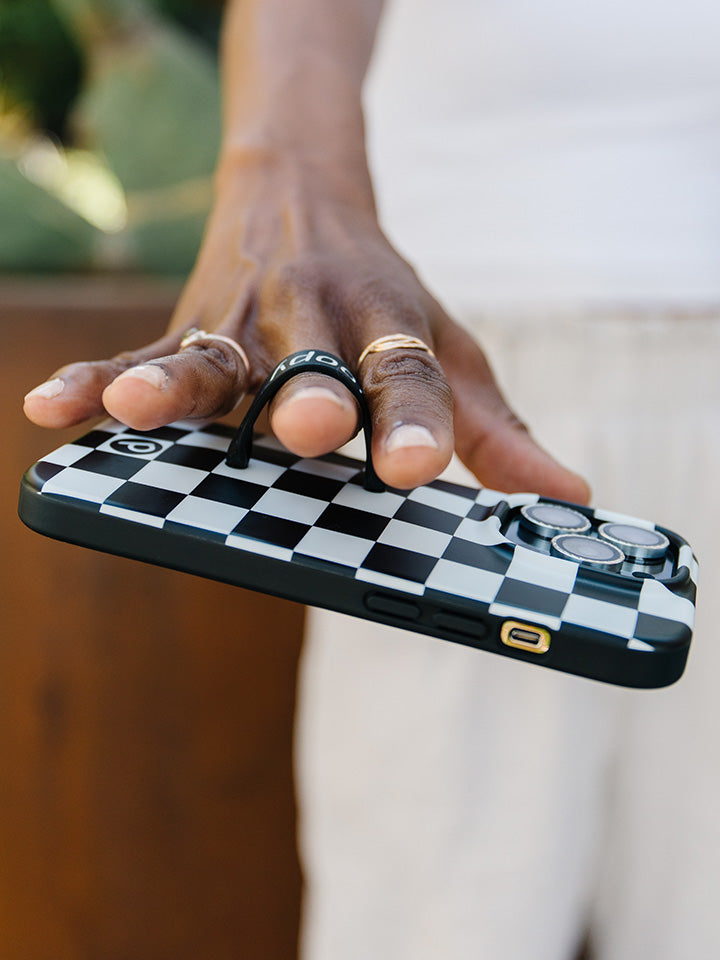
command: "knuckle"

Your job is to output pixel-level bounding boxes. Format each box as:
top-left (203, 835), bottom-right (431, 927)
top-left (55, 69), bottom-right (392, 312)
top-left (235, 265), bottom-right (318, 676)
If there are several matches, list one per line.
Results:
top-left (109, 350), bottom-right (142, 374)
top-left (187, 341), bottom-right (242, 384)
top-left (365, 351), bottom-right (450, 399)
top-left (58, 357), bottom-right (129, 382)
top-left (347, 276), bottom-right (409, 320)
top-left (505, 410), bottom-right (530, 435)
top-left (269, 258), bottom-right (323, 307)
top-left (458, 409), bottom-right (530, 463)
top-left (54, 360), bottom-right (86, 379)
top-left (484, 395), bottom-right (530, 435)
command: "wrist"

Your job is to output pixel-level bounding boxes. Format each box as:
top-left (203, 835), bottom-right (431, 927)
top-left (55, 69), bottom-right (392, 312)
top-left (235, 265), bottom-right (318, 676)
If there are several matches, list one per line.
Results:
top-left (215, 137), bottom-right (377, 217)
top-left (218, 42), bottom-right (376, 205)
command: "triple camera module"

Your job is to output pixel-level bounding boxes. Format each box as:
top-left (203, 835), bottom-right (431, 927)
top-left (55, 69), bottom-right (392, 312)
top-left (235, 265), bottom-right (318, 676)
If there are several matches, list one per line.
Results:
top-left (517, 503), bottom-right (670, 574)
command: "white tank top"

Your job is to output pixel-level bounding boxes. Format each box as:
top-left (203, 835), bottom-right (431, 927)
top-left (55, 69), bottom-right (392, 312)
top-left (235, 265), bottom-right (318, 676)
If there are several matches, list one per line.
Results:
top-left (365, 0), bottom-right (720, 310)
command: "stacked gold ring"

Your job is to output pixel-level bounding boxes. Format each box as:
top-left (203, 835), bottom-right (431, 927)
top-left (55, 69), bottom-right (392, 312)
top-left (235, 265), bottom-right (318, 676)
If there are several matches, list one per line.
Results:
top-left (179, 327), bottom-right (251, 379)
top-left (357, 333), bottom-right (436, 369)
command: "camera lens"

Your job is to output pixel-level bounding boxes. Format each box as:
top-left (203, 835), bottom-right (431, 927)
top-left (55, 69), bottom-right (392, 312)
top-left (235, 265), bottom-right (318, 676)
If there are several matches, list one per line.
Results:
top-left (551, 534), bottom-right (625, 571)
top-left (520, 503), bottom-right (591, 539)
top-left (598, 522), bottom-right (669, 561)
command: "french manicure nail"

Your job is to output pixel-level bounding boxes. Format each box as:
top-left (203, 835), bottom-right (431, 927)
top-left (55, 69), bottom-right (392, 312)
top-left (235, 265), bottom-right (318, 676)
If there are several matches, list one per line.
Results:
top-left (114, 364), bottom-right (168, 389)
top-left (385, 424), bottom-right (439, 453)
top-left (24, 378), bottom-right (65, 401)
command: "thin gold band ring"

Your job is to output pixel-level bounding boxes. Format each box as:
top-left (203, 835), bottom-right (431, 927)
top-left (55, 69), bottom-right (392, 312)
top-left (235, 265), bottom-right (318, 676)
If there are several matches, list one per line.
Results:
top-left (179, 327), bottom-right (250, 379)
top-left (357, 333), bottom-right (436, 369)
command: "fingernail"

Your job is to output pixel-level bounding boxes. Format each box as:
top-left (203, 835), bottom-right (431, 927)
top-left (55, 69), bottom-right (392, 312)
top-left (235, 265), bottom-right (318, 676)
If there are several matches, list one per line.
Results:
top-left (284, 386), bottom-right (355, 412)
top-left (114, 364), bottom-right (168, 389)
top-left (25, 378), bottom-right (65, 401)
top-left (385, 424), bottom-right (439, 453)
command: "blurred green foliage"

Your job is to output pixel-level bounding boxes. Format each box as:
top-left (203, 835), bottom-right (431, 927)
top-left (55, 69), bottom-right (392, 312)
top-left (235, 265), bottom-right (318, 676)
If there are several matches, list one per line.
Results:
top-left (0, 0), bottom-right (222, 140)
top-left (75, 21), bottom-right (221, 192)
top-left (0, 155), bottom-right (96, 270)
top-left (0, 0), bottom-right (83, 140)
top-left (155, 0), bottom-right (223, 50)
top-left (0, 0), bottom-right (225, 275)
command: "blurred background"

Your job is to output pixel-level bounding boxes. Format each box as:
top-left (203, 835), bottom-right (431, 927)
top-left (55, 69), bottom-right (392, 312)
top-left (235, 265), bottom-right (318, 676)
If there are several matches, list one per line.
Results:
top-left (1, 0), bottom-right (223, 274)
top-left (2, 3), bottom-right (304, 958)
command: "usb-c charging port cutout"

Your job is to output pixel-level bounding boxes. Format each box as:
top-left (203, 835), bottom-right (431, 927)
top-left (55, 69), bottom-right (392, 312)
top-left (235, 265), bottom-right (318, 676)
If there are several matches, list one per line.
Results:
top-left (500, 620), bottom-right (551, 654)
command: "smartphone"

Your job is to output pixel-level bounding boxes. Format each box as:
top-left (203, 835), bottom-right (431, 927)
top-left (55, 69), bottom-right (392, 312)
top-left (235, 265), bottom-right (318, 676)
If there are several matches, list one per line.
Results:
top-left (19, 418), bottom-right (698, 689)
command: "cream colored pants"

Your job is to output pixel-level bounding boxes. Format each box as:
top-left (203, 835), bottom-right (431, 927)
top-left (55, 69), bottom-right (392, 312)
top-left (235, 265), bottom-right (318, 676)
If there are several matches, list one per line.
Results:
top-left (295, 312), bottom-right (720, 960)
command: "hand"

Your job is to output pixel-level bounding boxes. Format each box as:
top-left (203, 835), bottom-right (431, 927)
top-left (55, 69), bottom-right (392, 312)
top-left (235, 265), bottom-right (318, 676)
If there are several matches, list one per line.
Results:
top-left (24, 151), bottom-right (589, 502)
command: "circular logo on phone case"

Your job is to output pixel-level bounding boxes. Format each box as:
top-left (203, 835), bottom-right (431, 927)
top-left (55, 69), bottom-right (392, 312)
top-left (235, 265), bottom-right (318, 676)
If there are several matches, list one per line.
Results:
top-left (109, 437), bottom-right (164, 456)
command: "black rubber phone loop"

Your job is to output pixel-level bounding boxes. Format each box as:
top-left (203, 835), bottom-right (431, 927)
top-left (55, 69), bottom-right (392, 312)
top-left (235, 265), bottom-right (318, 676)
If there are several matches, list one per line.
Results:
top-left (225, 350), bottom-right (385, 492)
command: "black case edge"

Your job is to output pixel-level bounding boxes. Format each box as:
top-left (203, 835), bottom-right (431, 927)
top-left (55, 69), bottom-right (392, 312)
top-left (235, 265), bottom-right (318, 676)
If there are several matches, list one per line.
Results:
top-left (19, 472), bottom-right (689, 690)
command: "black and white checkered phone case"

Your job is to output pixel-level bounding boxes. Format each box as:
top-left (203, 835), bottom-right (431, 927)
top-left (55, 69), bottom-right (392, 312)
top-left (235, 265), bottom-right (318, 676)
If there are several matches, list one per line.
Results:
top-left (19, 418), bottom-right (697, 688)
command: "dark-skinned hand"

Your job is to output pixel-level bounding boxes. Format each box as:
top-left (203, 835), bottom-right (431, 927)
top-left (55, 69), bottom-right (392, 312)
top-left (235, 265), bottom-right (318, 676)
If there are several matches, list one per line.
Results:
top-left (24, 154), bottom-right (590, 502)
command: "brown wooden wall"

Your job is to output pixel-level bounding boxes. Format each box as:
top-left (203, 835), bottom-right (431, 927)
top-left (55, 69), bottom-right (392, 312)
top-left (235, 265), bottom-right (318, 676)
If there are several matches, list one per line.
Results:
top-left (0, 279), bottom-right (303, 960)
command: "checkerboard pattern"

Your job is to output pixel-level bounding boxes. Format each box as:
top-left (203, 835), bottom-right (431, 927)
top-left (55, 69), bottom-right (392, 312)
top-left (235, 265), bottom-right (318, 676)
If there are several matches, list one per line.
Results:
top-left (31, 420), bottom-right (697, 650)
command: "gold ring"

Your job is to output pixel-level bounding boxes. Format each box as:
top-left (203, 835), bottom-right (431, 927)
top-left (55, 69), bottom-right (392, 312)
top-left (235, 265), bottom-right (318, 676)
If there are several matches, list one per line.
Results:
top-left (179, 327), bottom-right (250, 379)
top-left (357, 333), bottom-right (436, 369)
